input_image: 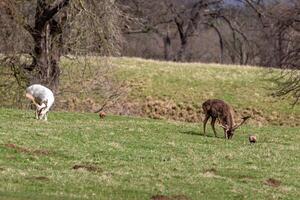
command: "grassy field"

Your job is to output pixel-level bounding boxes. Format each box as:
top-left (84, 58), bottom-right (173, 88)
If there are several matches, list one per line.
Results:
top-left (1, 57), bottom-right (299, 126)
top-left (112, 58), bottom-right (299, 125)
top-left (0, 108), bottom-right (299, 200)
top-left (60, 57), bottom-right (299, 126)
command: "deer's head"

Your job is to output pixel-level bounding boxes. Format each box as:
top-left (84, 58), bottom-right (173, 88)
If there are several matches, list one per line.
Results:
top-left (219, 116), bottom-right (251, 139)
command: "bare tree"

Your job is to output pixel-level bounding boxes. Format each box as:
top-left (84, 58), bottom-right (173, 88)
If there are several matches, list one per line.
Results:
top-left (238, 0), bottom-right (300, 104)
top-left (169, 0), bottom-right (223, 61)
top-left (0, 0), bottom-right (122, 93)
top-left (119, 0), bottom-right (176, 60)
top-left (121, 0), bottom-right (225, 62)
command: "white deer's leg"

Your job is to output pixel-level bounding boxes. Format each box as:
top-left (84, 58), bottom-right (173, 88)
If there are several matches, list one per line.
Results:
top-left (44, 112), bottom-right (48, 121)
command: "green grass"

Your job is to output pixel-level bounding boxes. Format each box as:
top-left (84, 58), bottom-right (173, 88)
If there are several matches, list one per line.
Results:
top-left (0, 57), bottom-right (299, 125)
top-left (59, 57), bottom-right (299, 125)
top-left (113, 58), bottom-right (299, 121)
top-left (0, 57), bottom-right (299, 199)
top-left (0, 108), bottom-right (299, 199)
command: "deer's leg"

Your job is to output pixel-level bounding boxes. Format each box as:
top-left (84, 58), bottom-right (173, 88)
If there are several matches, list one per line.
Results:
top-left (44, 112), bottom-right (48, 121)
top-left (203, 115), bottom-right (210, 135)
top-left (28, 94), bottom-right (39, 120)
top-left (224, 130), bottom-right (228, 139)
top-left (35, 108), bottom-right (39, 119)
top-left (26, 94), bottom-right (40, 108)
top-left (211, 117), bottom-right (218, 137)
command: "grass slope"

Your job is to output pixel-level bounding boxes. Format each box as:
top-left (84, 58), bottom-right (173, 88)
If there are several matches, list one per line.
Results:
top-left (0, 108), bottom-right (299, 200)
top-left (1, 57), bottom-right (299, 125)
top-left (113, 58), bottom-right (299, 125)
top-left (58, 57), bottom-right (299, 125)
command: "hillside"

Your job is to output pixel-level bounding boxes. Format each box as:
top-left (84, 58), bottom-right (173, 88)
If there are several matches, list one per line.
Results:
top-left (0, 57), bottom-right (299, 126)
top-left (60, 57), bottom-right (299, 126)
top-left (0, 108), bottom-right (299, 199)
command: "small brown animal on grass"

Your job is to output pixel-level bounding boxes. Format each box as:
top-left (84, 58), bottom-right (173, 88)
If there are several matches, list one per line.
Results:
top-left (99, 111), bottom-right (106, 119)
top-left (202, 99), bottom-right (250, 139)
top-left (249, 135), bottom-right (257, 143)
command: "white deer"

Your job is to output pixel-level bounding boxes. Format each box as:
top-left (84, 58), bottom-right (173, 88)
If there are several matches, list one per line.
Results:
top-left (25, 84), bottom-right (55, 121)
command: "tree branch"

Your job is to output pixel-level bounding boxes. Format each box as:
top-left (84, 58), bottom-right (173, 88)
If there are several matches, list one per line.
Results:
top-left (35, 0), bottom-right (70, 31)
top-left (1, 0), bottom-right (33, 35)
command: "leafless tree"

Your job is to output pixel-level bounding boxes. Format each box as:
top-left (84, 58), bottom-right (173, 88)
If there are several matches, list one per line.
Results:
top-left (121, 0), bottom-right (226, 62)
top-left (237, 0), bottom-right (300, 104)
top-left (169, 0), bottom-right (223, 61)
top-left (0, 0), bottom-right (122, 93)
top-left (119, 0), bottom-right (176, 60)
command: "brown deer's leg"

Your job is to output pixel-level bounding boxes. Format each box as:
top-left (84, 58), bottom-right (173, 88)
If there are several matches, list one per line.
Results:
top-left (203, 115), bottom-right (210, 135)
top-left (211, 117), bottom-right (217, 137)
top-left (35, 108), bottom-right (39, 119)
top-left (224, 130), bottom-right (228, 139)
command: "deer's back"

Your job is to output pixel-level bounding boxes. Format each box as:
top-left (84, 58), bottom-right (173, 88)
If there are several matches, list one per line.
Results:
top-left (202, 99), bottom-right (232, 118)
top-left (26, 84), bottom-right (55, 106)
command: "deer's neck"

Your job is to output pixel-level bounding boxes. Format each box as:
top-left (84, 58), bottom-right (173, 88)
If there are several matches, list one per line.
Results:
top-left (225, 108), bottom-right (235, 129)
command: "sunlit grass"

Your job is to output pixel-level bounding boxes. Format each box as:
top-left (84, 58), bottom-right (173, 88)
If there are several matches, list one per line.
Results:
top-left (1, 57), bottom-right (299, 125)
top-left (0, 108), bottom-right (299, 199)
top-left (112, 57), bottom-right (299, 125)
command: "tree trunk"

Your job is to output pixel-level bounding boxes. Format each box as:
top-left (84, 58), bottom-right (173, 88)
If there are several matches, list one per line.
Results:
top-left (176, 40), bottom-right (188, 62)
top-left (174, 18), bottom-right (188, 62)
top-left (210, 24), bottom-right (224, 64)
top-left (163, 34), bottom-right (171, 61)
top-left (25, 0), bottom-right (69, 93)
top-left (30, 23), bottom-right (62, 93)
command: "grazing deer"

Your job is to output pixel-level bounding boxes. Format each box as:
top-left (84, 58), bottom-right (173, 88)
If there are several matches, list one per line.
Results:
top-left (25, 84), bottom-right (55, 121)
top-left (202, 99), bottom-right (250, 139)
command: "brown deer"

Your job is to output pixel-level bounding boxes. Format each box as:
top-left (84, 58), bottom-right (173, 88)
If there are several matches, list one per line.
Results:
top-left (202, 99), bottom-right (250, 139)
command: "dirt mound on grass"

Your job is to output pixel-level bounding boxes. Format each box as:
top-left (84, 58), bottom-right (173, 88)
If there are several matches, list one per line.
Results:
top-left (109, 98), bottom-right (299, 126)
top-left (72, 164), bottom-right (103, 173)
top-left (56, 96), bottom-right (299, 126)
top-left (264, 178), bottom-right (281, 187)
top-left (4, 143), bottom-right (51, 156)
top-left (111, 98), bottom-right (202, 122)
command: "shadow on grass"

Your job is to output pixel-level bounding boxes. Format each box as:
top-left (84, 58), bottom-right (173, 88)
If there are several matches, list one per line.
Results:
top-left (22, 114), bottom-right (36, 120)
top-left (180, 130), bottom-right (222, 139)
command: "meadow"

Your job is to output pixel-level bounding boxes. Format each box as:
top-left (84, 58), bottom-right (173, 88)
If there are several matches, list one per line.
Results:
top-left (60, 57), bottom-right (300, 126)
top-left (0, 57), bottom-right (299, 199)
top-left (1, 57), bottom-right (299, 125)
top-left (0, 108), bottom-right (299, 200)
